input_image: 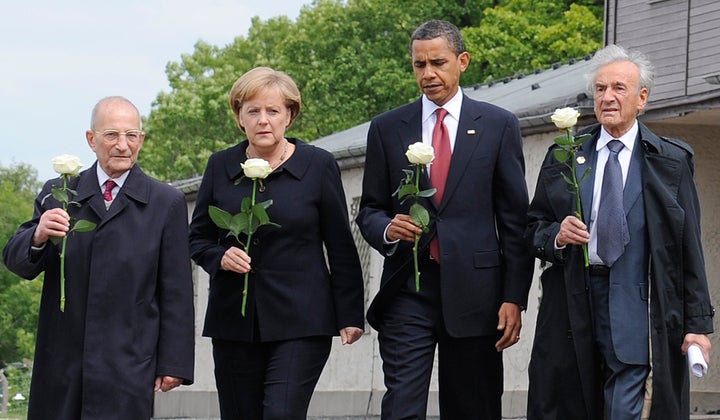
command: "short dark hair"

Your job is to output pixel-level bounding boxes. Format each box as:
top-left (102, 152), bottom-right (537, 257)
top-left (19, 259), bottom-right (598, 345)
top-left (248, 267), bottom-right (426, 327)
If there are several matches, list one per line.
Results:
top-left (409, 20), bottom-right (466, 56)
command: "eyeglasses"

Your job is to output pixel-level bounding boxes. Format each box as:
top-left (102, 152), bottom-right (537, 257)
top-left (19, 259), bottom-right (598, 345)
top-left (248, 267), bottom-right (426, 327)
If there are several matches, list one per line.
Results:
top-left (94, 129), bottom-right (144, 144)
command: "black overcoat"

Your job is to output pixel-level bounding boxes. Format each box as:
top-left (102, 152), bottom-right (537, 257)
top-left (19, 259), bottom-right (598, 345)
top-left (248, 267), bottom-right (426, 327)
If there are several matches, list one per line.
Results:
top-left (189, 139), bottom-right (365, 342)
top-left (3, 163), bottom-right (195, 419)
top-left (525, 122), bottom-right (713, 419)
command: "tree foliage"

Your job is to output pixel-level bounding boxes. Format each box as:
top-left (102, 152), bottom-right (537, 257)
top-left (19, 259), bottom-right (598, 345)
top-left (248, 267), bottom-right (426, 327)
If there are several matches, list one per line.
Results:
top-left (0, 163), bottom-right (42, 366)
top-left (139, 0), bottom-right (603, 182)
top-left (463, 1), bottom-right (603, 82)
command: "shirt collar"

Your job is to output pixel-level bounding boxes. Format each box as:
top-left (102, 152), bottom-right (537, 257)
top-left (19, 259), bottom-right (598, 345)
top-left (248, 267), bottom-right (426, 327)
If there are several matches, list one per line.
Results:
top-left (421, 88), bottom-right (463, 124)
top-left (96, 165), bottom-right (130, 189)
top-left (597, 119), bottom-right (638, 152)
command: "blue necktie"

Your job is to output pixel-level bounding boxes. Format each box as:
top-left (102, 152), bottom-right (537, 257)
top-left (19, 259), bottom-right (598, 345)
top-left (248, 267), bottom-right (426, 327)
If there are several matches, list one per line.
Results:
top-left (596, 140), bottom-right (629, 267)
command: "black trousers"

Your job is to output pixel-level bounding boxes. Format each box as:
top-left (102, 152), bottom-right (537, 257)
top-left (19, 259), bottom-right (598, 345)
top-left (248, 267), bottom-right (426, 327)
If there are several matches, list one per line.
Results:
top-left (378, 260), bottom-right (503, 420)
top-left (212, 336), bottom-right (332, 420)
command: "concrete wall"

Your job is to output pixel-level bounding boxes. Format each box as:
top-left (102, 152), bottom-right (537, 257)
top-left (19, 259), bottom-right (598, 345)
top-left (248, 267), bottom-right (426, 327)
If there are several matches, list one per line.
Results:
top-left (154, 119), bottom-right (720, 418)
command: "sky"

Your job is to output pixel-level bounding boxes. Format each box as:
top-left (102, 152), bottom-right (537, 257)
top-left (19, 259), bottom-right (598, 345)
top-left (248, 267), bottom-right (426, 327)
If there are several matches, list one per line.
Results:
top-left (1, 0), bottom-right (309, 182)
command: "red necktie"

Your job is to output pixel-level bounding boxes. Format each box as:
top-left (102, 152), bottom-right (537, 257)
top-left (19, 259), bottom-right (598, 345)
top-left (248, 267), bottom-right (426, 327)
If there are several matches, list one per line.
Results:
top-left (429, 108), bottom-right (451, 262)
top-left (103, 180), bottom-right (116, 201)
top-left (430, 108), bottom-right (451, 203)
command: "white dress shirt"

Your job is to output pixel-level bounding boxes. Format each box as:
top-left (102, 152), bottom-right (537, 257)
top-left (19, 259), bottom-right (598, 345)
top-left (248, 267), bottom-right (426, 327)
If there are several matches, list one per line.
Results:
top-left (587, 120), bottom-right (638, 264)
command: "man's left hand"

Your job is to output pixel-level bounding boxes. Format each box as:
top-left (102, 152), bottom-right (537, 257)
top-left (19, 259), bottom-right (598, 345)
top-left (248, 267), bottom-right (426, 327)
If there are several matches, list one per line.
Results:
top-left (495, 302), bottom-right (523, 351)
top-left (154, 375), bottom-right (183, 392)
top-left (340, 327), bottom-right (364, 345)
top-left (682, 333), bottom-right (712, 365)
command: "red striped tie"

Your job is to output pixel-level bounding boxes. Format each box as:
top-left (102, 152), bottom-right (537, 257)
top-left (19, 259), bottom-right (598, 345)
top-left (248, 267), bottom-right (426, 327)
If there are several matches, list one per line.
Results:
top-left (103, 180), bottom-right (116, 201)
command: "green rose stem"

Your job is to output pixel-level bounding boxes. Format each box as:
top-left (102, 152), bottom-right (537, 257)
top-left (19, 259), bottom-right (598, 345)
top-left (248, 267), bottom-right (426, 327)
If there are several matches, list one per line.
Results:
top-left (412, 166), bottom-right (421, 292)
top-left (59, 175), bottom-right (69, 312)
top-left (563, 127), bottom-right (589, 267)
top-left (240, 178), bottom-right (259, 317)
top-left (395, 143), bottom-right (436, 293)
top-left (208, 161), bottom-right (278, 318)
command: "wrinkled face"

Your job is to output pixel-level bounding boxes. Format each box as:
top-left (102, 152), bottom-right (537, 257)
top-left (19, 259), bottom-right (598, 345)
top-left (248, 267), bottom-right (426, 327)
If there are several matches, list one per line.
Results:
top-left (592, 61), bottom-right (648, 138)
top-left (411, 37), bottom-right (470, 106)
top-left (238, 87), bottom-right (292, 149)
top-left (86, 100), bottom-right (144, 178)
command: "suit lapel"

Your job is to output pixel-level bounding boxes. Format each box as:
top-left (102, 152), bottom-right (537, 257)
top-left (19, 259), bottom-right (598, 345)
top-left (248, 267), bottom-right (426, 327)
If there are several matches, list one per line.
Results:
top-left (577, 127), bottom-right (644, 224)
top-left (99, 165), bottom-right (150, 227)
top-left (578, 134), bottom-right (598, 223)
top-left (438, 98), bottom-right (482, 210)
top-left (74, 163), bottom-right (107, 221)
top-left (396, 100), bottom-right (431, 198)
top-left (623, 137), bottom-right (643, 215)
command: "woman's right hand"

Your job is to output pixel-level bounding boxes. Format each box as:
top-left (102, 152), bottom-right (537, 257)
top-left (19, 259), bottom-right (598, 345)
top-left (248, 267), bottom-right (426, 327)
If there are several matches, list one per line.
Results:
top-left (221, 246), bottom-right (251, 274)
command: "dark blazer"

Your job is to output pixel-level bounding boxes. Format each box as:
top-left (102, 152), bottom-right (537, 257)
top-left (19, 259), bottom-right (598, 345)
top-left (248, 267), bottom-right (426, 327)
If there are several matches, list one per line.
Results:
top-left (356, 95), bottom-right (534, 336)
top-left (526, 122), bottom-right (714, 420)
top-left (3, 163), bottom-right (195, 420)
top-left (189, 139), bottom-right (365, 342)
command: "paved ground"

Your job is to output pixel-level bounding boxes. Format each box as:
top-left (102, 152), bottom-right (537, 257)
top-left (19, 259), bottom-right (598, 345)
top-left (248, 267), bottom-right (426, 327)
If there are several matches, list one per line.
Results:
top-left (164, 416), bottom-right (720, 420)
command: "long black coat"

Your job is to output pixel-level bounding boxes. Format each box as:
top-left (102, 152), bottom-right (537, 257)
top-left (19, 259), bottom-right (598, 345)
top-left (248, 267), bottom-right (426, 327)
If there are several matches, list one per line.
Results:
top-left (3, 164), bottom-right (195, 420)
top-left (525, 122), bottom-right (714, 419)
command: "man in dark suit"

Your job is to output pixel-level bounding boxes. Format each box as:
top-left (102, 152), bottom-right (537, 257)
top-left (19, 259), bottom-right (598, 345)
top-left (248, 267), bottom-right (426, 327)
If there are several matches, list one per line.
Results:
top-left (3, 96), bottom-right (194, 419)
top-left (356, 20), bottom-right (534, 419)
top-left (526, 45), bottom-right (714, 420)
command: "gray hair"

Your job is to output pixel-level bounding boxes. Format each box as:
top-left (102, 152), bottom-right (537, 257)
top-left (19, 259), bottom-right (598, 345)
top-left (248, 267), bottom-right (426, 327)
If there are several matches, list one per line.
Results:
top-left (586, 44), bottom-right (655, 95)
top-left (409, 20), bottom-right (466, 56)
top-left (90, 96), bottom-right (142, 130)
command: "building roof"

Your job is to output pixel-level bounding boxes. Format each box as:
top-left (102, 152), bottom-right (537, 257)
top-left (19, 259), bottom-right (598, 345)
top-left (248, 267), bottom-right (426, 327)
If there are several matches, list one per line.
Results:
top-left (173, 57), bottom-right (598, 193)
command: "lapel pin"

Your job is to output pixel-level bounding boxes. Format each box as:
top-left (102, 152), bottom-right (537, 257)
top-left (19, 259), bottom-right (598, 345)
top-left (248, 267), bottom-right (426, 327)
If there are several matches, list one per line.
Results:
top-left (467, 129), bottom-right (476, 135)
top-left (576, 156), bottom-right (586, 165)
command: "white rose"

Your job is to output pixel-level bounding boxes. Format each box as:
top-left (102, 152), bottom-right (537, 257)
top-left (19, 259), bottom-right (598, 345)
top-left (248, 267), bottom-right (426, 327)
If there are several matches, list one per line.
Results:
top-left (551, 107), bottom-right (581, 129)
top-left (52, 154), bottom-right (84, 176)
top-left (405, 142), bottom-right (435, 165)
top-left (241, 158), bottom-right (273, 179)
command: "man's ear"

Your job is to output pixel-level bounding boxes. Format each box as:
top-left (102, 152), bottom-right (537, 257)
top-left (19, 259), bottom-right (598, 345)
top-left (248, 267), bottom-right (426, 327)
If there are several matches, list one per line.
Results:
top-left (86, 130), bottom-right (97, 152)
top-left (458, 51), bottom-right (471, 73)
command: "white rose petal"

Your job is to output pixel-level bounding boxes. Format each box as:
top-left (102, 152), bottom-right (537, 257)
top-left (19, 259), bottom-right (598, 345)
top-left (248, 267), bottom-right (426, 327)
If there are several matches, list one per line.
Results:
top-left (550, 107), bottom-right (581, 129)
top-left (241, 158), bottom-right (273, 179)
top-left (405, 142), bottom-right (435, 165)
top-left (52, 154), bottom-right (84, 176)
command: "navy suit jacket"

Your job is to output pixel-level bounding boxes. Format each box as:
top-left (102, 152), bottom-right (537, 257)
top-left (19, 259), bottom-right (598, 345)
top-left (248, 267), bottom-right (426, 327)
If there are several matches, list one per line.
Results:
top-left (357, 95), bottom-right (534, 337)
top-left (578, 131), bottom-right (649, 365)
top-left (189, 139), bottom-right (365, 342)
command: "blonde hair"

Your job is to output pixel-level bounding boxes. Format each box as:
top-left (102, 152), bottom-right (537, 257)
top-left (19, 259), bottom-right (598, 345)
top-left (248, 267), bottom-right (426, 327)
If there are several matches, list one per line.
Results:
top-left (228, 67), bottom-right (302, 132)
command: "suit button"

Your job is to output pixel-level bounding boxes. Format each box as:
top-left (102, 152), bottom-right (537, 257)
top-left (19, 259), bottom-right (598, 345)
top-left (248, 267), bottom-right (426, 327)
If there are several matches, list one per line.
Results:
top-left (253, 238), bottom-right (260, 246)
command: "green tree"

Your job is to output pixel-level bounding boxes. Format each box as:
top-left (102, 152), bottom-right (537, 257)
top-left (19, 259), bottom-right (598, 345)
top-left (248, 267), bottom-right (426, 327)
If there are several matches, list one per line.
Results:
top-left (0, 163), bottom-right (42, 366)
top-left (463, 0), bottom-right (603, 82)
top-left (140, 0), bottom-right (603, 182)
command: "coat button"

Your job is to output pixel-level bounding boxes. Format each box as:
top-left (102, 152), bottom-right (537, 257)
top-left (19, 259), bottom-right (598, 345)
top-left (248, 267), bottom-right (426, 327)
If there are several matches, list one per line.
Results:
top-left (253, 238), bottom-right (260, 246)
